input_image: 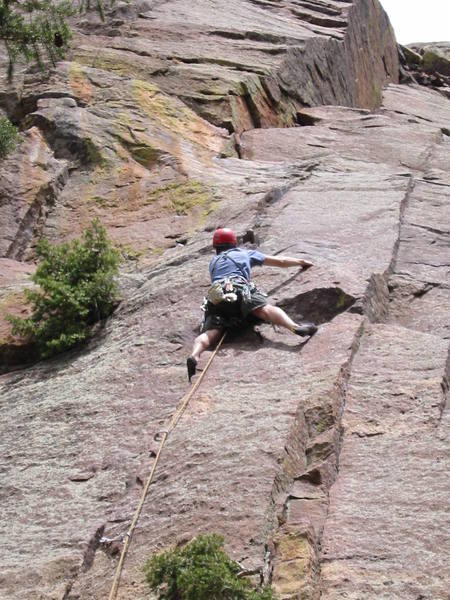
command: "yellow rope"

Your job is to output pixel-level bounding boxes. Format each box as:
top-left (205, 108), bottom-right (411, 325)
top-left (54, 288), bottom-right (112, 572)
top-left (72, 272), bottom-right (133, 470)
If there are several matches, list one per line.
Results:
top-left (108, 332), bottom-right (227, 600)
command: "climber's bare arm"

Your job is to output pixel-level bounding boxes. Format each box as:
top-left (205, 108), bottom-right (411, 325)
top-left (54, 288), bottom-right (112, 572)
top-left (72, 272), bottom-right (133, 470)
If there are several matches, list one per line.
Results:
top-left (264, 255), bottom-right (313, 269)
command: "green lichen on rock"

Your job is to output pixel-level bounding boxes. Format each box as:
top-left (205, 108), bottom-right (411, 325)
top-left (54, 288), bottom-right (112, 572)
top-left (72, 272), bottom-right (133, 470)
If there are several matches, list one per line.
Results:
top-left (132, 79), bottom-right (188, 129)
top-left (85, 137), bottom-right (106, 166)
top-left (316, 414), bottom-right (333, 434)
top-left (113, 114), bottom-right (162, 167)
top-left (145, 180), bottom-right (217, 216)
top-left (87, 194), bottom-right (118, 208)
top-left (76, 53), bottom-right (136, 77)
top-left (128, 143), bottom-right (161, 168)
top-left (278, 531), bottom-right (309, 562)
top-left (422, 49), bottom-right (450, 75)
top-left (304, 401), bottom-right (336, 438)
top-left (120, 244), bottom-right (143, 261)
top-left (371, 80), bottom-right (382, 109)
top-left (337, 290), bottom-right (353, 309)
top-left (272, 531), bottom-right (310, 595)
top-left (131, 78), bottom-right (224, 154)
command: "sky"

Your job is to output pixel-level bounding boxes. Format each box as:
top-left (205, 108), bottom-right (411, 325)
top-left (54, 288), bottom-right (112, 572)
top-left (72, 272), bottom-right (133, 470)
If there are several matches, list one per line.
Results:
top-left (379, 0), bottom-right (450, 45)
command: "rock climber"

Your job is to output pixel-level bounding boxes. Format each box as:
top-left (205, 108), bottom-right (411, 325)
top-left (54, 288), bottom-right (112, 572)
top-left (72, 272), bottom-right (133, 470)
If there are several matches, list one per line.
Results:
top-left (187, 227), bottom-right (318, 381)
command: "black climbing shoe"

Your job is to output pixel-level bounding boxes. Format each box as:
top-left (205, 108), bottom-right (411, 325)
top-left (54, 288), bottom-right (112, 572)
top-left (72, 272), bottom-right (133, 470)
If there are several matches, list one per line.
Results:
top-left (293, 323), bottom-right (318, 337)
top-left (187, 356), bottom-right (197, 382)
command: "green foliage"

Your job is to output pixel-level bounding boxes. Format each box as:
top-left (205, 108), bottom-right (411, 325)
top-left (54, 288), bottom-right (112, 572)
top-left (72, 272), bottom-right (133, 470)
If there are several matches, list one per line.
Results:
top-left (144, 534), bottom-right (277, 600)
top-left (0, 115), bottom-right (18, 157)
top-left (0, 0), bottom-right (74, 80)
top-left (0, 0), bottom-right (114, 80)
top-left (78, 0), bottom-right (108, 21)
top-left (7, 219), bottom-right (120, 357)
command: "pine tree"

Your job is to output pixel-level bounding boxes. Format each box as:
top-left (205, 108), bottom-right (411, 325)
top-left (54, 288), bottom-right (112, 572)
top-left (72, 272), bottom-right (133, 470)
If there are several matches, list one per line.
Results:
top-left (144, 534), bottom-right (277, 600)
top-left (0, 0), bottom-right (74, 80)
top-left (7, 220), bottom-right (121, 358)
top-left (0, 0), bottom-right (110, 80)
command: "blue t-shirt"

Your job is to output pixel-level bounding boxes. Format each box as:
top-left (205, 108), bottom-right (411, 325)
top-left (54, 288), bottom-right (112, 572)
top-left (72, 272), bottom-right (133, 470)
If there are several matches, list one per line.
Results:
top-left (209, 248), bottom-right (265, 282)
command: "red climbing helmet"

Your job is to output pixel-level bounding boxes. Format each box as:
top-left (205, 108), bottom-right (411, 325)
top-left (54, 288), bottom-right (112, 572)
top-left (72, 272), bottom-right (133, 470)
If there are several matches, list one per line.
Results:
top-left (212, 228), bottom-right (237, 248)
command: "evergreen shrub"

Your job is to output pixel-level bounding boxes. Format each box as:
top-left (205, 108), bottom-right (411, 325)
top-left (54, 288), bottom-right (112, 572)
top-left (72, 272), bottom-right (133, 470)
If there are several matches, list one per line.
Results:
top-left (0, 0), bottom-right (113, 79)
top-left (144, 534), bottom-right (277, 600)
top-left (0, 0), bottom-right (74, 79)
top-left (0, 116), bottom-right (18, 157)
top-left (7, 219), bottom-right (120, 357)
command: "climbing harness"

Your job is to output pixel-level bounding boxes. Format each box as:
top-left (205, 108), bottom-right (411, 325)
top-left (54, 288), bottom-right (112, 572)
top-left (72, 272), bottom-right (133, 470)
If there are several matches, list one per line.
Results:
top-left (108, 330), bottom-right (227, 600)
top-left (207, 276), bottom-right (251, 306)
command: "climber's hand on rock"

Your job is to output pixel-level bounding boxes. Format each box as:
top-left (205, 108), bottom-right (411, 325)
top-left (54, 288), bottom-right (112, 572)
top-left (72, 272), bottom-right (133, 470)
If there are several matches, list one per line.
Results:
top-left (300, 259), bottom-right (313, 269)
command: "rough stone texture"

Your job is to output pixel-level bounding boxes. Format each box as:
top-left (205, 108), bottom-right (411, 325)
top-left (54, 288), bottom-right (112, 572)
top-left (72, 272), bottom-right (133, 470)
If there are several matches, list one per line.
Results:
top-left (0, 1), bottom-right (449, 599)
top-left (0, 0), bottom-right (398, 356)
top-left (72, 0), bottom-right (398, 132)
top-left (240, 84), bottom-right (450, 598)
top-left (16, 64), bottom-right (231, 254)
top-left (0, 258), bottom-right (35, 348)
top-left (400, 42), bottom-right (450, 97)
top-left (388, 177), bottom-right (450, 340)
top-left (409, 41), bottom-right (450, 76)
top-left (0, 127), bottom-right (68, 259)
top-left (319, 324), bottom-right (450, 600)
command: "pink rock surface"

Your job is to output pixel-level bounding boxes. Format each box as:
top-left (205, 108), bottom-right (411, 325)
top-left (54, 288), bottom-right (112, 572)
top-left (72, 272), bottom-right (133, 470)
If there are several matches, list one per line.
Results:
top-left (319, 324), bottom-right (449, 599)
top-left (0, 2), bottom-right (449, 599)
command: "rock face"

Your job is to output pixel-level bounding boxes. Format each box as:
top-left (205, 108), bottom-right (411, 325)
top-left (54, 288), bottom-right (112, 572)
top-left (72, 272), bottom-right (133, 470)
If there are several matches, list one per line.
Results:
top-left (400, 41), bottom-right (450, 97)
top-left (73, 0), bottom-right (398, 133)
top-left (409, 42), bottom-right (450, 76)
top-left (0, 1), bottom-right (449, 600)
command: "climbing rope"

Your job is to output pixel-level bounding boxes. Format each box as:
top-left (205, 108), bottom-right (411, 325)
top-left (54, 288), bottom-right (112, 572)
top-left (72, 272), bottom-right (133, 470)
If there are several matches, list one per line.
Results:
top-left (108, 331), bottom-right (227, 600)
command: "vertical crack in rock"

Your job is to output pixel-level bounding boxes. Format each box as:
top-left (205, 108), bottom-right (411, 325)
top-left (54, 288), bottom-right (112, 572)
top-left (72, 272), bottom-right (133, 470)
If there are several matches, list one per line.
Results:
top-left (281, 174), bottom-right (421, 597)
top-left (386, 125), bottom-right (450, 343)
top-left (265, 319), bottom-right (365, 597)
top-left (5, 166), bottom-right (68, 260)
top-left (0, 95), bottom-right (78, 260)
top-left (264, 172), bottom-right (423, 598)
top-left (308, 111), bottom-right (450, 598)
top-left (438, 348), bottom-right (450, 423)
top-left (61, 524), bottom-right (106, 600)
top-left (360, 174), bottom-right (415, 323)
top-left (80, 524), bottom-right (106, 573)
top-left (62, 582), bottom-right (73, 600)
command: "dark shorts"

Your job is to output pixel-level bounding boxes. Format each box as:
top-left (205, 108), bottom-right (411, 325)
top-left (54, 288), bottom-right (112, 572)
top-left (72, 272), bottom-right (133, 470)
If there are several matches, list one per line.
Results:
top-left (201, 284), bottom-right (268, 332)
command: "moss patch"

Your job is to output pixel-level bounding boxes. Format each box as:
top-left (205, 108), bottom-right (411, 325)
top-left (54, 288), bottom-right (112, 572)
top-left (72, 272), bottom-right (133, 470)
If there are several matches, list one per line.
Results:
top-left (87, 194), bottom-right (119, 208)
top-left (77, 53), bottom-right (136, 77)
top-left (272, 532), bottom-right (312, 595)
top-left (131, 79), bottom-right (225, 154)
top-left (277, 532), bottom-right (309, 560)
top-left (132, 79), bottom-right (189, 130)
top-left (85, 137), bottom-right (106, 166)
top-left (371, 79), bottom-right (382, 109)
top-left (422, 50), bottom-right (449, 74)
top-left (145, 180), bottom-right (216, 216)
top-left (128, 143), bottom-right (161, 168)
